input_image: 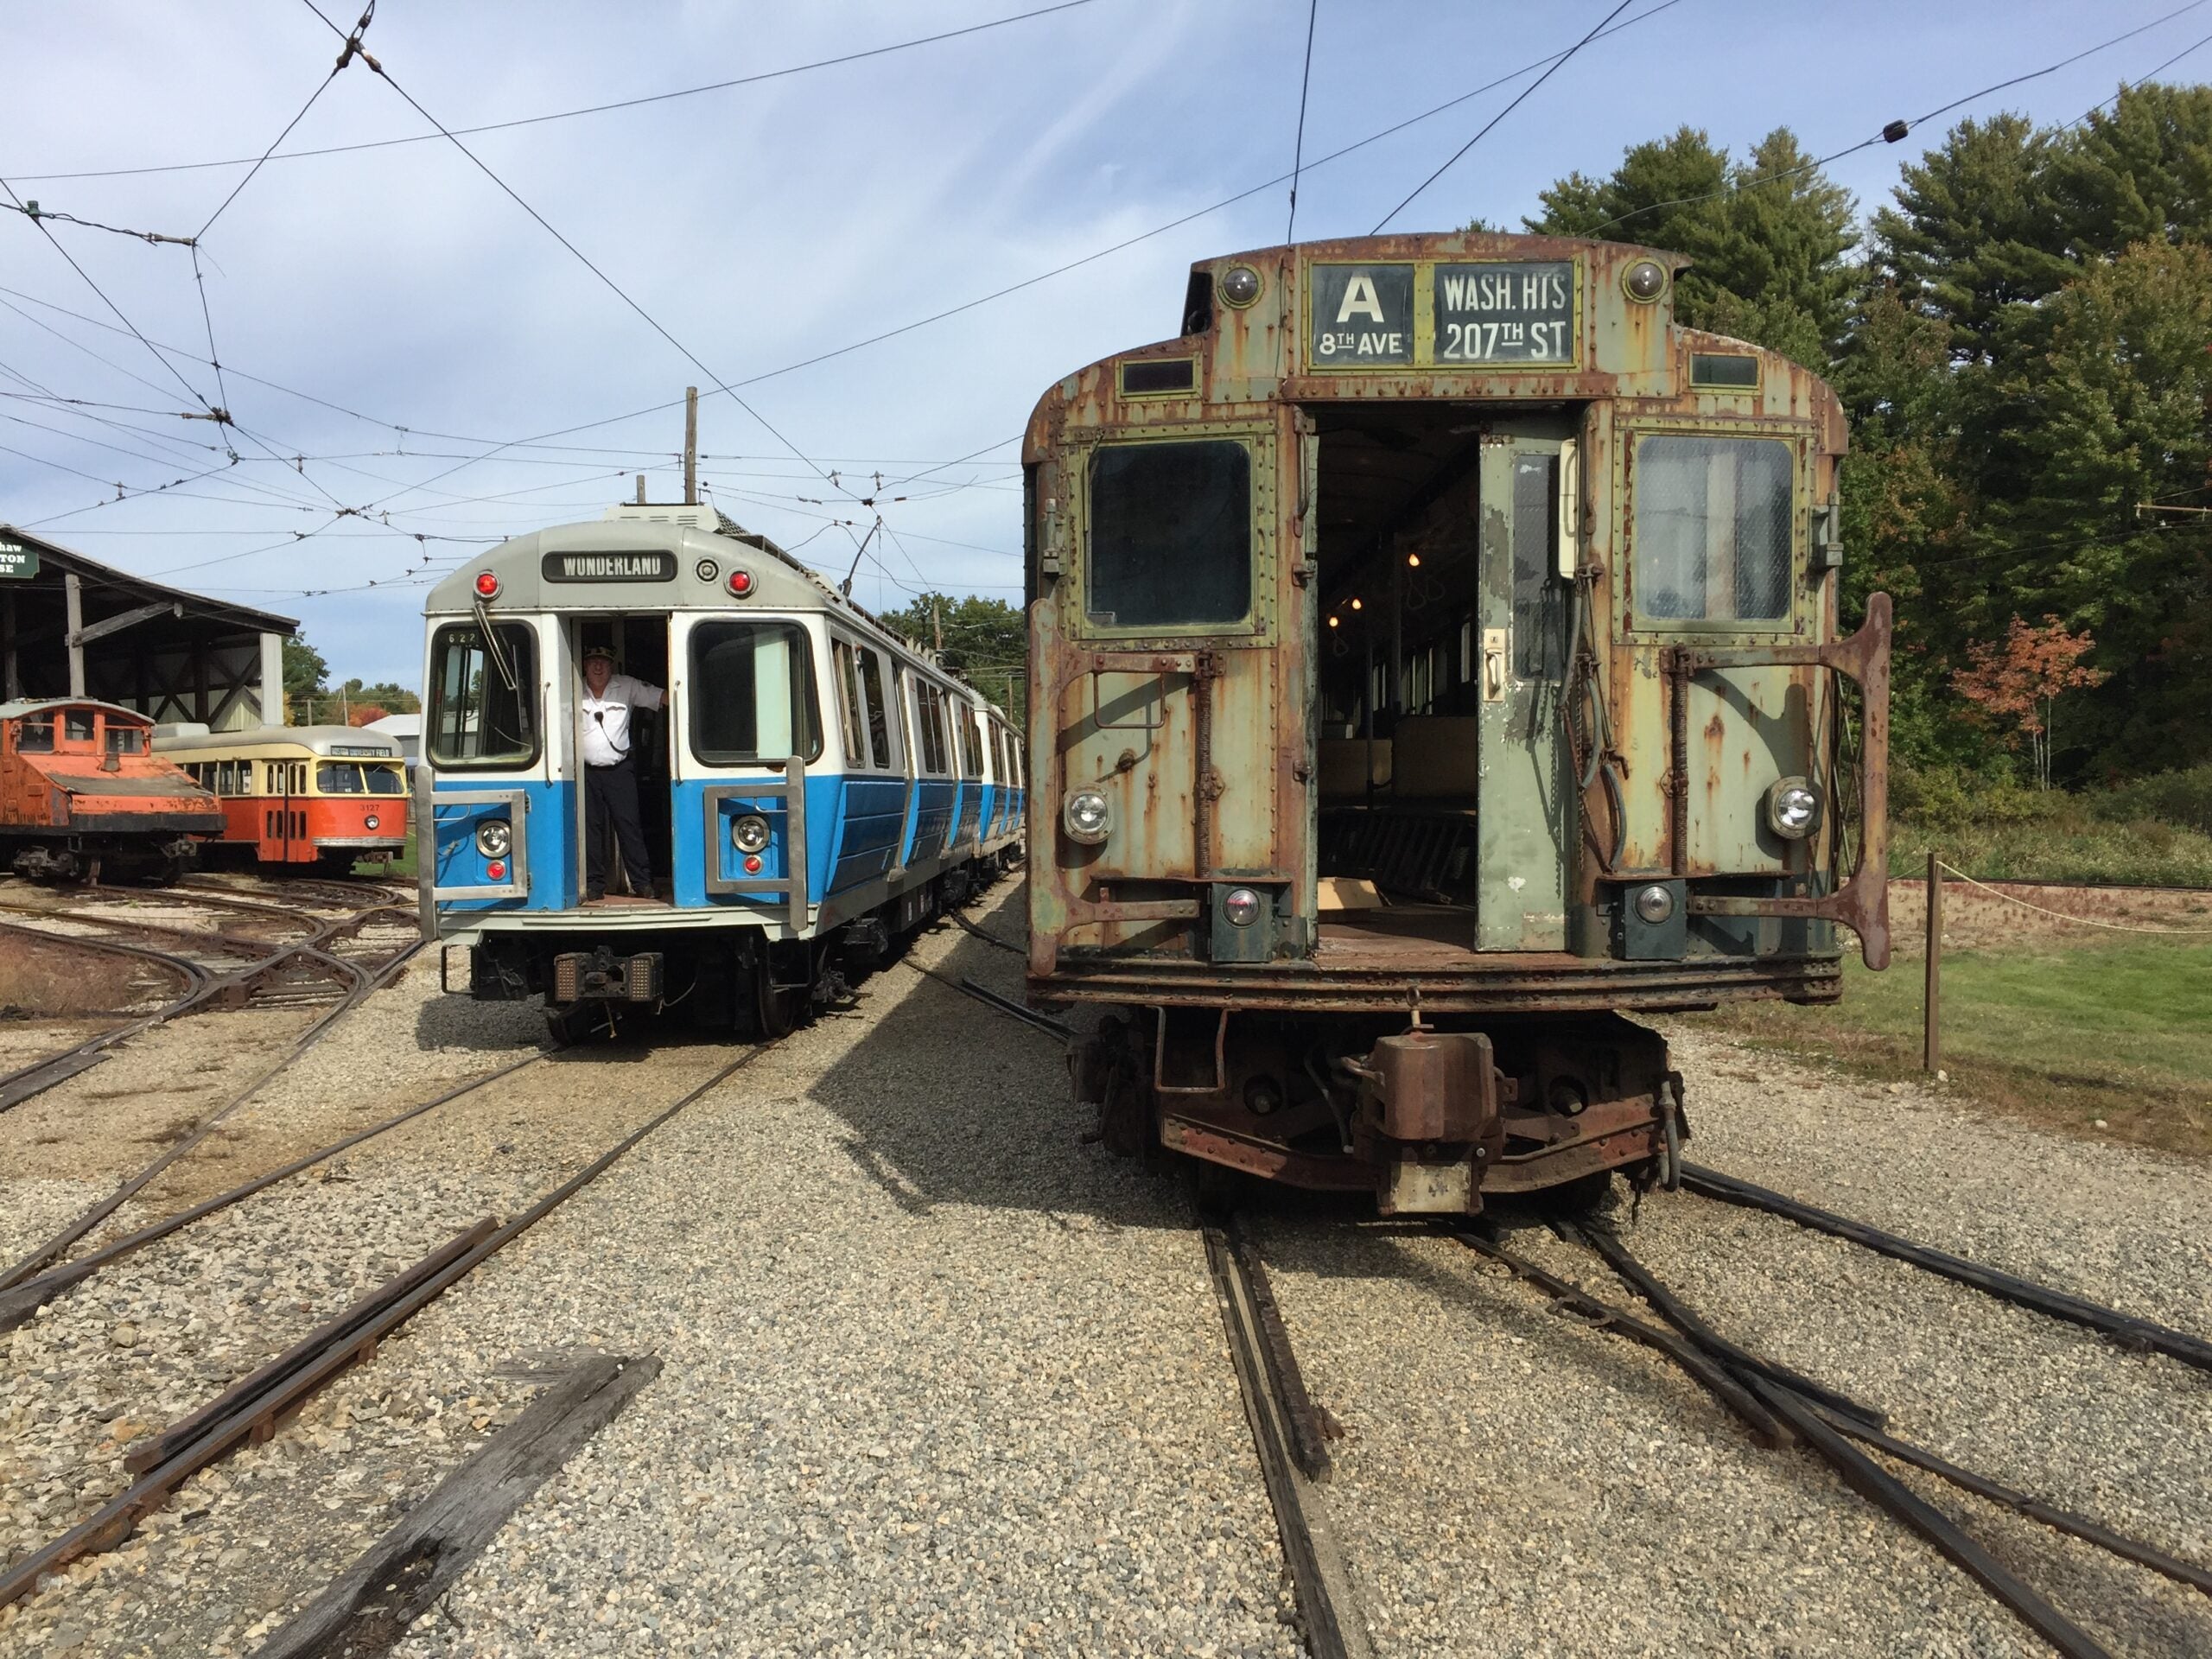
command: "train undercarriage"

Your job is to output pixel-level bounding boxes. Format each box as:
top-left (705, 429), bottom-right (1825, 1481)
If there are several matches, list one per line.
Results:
top-left (1072, 1002), bottom-right (1686, 1215)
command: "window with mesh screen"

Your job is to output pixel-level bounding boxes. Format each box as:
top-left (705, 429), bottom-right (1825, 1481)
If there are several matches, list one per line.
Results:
top-left (1086, 440), bottom-right (1252, 630)
top-left (1631, 435), bottom-right (1794, 623)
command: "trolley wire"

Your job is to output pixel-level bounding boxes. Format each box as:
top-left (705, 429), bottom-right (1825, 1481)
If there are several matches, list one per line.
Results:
top-left (1284, 0), bottom-right (1320, 244)
top-left (290, 0), bottom-right (849, 512)
top-left (1579, 2), bottom-right (2212, 238)
top-left (1371, 0), bottom-right (1637, 234)
top-left (14, 1), bottom-right (1102, 185)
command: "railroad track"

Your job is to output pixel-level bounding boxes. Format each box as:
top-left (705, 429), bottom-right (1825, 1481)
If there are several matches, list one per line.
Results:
top-left (0, 1032), bottom-right (774, 1618)
top-left (1210, 1188), bottom-right (2212, 1659)
top-left (0, 878), bottom-right (414, 1115)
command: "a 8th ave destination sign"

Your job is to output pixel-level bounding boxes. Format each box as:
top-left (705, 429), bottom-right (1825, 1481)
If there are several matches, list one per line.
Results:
top-left (1307, 260), bottom-right (1577, 369)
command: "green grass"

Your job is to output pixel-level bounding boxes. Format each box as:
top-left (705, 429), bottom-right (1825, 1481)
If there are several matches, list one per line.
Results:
top-left (1889, 815), bottom-right (2212, 887)
top-left (353, 823), bottom-right (417, 880)
top-left (1700, 936), bottom-right (2212, 1156)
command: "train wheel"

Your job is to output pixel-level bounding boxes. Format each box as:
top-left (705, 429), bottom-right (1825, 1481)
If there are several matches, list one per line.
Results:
top-left (1540, 1169), bottom-right (1616, 1217)
top-left (753, 969), bottom-right (798, 1039)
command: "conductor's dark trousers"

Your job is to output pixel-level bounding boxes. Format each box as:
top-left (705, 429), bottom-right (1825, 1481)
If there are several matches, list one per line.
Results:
top-left (585, 756), bottom-right (651, 897)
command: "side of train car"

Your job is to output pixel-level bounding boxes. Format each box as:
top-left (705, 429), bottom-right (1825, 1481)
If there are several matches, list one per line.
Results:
top-left (1024, 231), bottom-right (1891, 1216)
top-left (154, 724), bottom-right (410, 872)
top-left (420, 504), bottom-right (1024, 1031)
top-left (0, 698), bottom-right (222, 882)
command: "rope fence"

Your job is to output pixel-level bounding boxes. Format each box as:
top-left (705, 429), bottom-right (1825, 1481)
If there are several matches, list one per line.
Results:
top-left (1932, 859), bottom-right (2212, 937)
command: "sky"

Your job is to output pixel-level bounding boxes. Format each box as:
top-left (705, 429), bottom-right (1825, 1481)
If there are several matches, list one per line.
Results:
top-left (2, 0), bottom-right (2205, 689)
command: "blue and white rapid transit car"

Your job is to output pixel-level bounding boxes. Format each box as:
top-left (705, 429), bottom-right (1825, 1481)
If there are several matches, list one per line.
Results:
top-left (417, 503), bottom-right (1024, 1033)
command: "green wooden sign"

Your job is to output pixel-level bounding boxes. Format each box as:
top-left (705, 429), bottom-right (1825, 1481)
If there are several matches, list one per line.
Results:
top-left (0, 543), bottom-right (38, 580)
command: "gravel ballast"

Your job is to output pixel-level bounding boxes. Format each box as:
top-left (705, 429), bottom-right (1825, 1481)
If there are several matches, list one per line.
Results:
top-left (2, 885), bottom-right (2207, 1656)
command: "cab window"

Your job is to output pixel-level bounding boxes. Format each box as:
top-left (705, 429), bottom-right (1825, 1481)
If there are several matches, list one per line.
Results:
top-left (317, 762), bottom-right (365, 793)
top-left (105, 724), bottom-right (146, 755)
top-left (1087, 440), bottom-right (1252, 630)
top-left (63, 710), bottom-right (94, 744)
top-left (689, 620), bottom-right (823, 766)
top-left (17, 718), bottom-right (53, 753)
top-left (428, 622), bottom-right (539, 768)
top-left (1632, 435), bottom-right (1794, 625)
top-left (364, 764), bottom-right (404, 796)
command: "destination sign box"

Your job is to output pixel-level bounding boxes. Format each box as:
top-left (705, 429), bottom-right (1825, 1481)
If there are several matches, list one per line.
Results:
top-left (1305, 258), bottom-right (1580, 371)
top-left (1309, 264), bottom-right (1414, 366)
top-left (1433, 262), bottom-right (1575, 364)
top-left (541, 550), bottom-right (677, 582)
top-left (0, 541), bottom-right (39, 580)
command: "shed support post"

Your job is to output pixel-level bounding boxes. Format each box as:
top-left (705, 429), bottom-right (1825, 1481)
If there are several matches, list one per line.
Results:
top-left (3, 589), bottom-right (17, 701)
top-left (259, 631), bottom-right (285, 728)
top-left (64, 575), bottom-right (86, 697)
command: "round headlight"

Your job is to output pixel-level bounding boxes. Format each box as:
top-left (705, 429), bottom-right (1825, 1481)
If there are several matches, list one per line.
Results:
top-left (1222, 887), bottom-right (1263, 927)
top-left (1218, 265), bottom-right (1262, 308)
top-left (474, 818), bottom-right (512, 859)
top-left (731, 814), bottom-right (771, 853)
top-left (1063, 788), bottom-right (1110, 846)
top-left (364, 814), bottom-right (380, 831)
top-left (1767, 777), bottom-right (1822, 840)
top-left (1633, 883), bottom-right (1676, 925)
top-left (1623, 259), bottom-right (1667, 302)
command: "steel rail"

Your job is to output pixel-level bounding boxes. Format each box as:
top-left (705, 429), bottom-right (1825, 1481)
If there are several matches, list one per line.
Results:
top-left (1201, 1221), bottom-right (1372, 1659)
top-left (1557, 1222), bottom-right (1885, 1427)
top-left (1567, 1222), bottom-right (2212, 1604)
top-left (0, 922), bottom-right (209, 1110)
top-left (0, 1043), bottom-right (766, 1611)
top-left (0, 937), bottom-right (421, 1290)
top-left (1679, 1164), bottom-right (2212, 1373)
top-left (1448, 1228), bottom-right (1789, 1447)
top-left (0, 1050), bottom-right (546, 1329)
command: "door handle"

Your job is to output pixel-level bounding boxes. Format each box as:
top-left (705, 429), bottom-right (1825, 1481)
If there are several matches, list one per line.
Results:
top-left (1483, 627), bottom-right (1509, 702)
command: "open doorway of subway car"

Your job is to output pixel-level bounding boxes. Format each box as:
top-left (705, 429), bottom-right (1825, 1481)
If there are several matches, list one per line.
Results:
top-left (571, 614), bottom-right (673, 903)
top-left (1306, 402), bottom-right (1578, 962)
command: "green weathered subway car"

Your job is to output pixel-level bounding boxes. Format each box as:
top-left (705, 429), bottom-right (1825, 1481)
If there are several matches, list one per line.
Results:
top-left (1024, 232), bottom-right (1891, 1215)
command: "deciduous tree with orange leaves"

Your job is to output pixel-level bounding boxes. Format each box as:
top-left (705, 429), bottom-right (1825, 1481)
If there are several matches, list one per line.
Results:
top-left (1951, 615), bottom-right (2107, 790)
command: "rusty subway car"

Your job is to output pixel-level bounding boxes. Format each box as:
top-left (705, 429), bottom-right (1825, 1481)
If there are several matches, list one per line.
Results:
top-left (1023, 232), bottom-right (1890, 1215)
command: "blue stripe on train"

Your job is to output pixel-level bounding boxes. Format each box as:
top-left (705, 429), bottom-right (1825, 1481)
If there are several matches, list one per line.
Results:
top-left (430, 779), bottom-right (574, 912)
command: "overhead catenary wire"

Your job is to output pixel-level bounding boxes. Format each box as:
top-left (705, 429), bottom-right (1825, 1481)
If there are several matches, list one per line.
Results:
top-left (15, 1), bottom-right (1102, 185)
top-left (1371, 0), bottom-right (1638, 234)
top-left (1285, 0), bottom-right (1320, 243)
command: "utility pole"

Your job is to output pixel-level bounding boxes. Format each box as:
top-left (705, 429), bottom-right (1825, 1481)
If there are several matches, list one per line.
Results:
top-left (683, 386), bottom-right (699, 505)
top-left (932, 597), bottom-right (943, 654)
top-left (634, 474), bottom-right (646, 505)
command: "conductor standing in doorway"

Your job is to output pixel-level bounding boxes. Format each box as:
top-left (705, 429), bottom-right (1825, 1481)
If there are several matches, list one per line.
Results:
top-left (580, 645), bottom-right (664, 902)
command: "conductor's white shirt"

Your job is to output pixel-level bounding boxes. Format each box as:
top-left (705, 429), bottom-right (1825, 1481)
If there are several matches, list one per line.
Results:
top-left (581, 673), bottom-right (664, 767)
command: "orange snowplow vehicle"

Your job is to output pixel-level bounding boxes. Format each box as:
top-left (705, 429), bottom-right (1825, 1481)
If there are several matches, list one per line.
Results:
top-left (0, 698), bottom-right (223, 883)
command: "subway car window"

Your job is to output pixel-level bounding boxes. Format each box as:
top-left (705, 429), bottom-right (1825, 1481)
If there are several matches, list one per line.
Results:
top-left (1632, 435), bottom-right (1794, 623)
top-left (428, 622), bottom-right (539, 766)
top-left (690, 620), bottom-right (823, 766)
top-left (856, 646), bottom-right (893, 769)
top-left (830, 640), bottom-right (866, 766)
top-left (1086, 440), bottom-right (1252, 629)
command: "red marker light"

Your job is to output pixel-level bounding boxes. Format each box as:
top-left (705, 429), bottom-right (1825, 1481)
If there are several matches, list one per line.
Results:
top-left (474, 571), bottom-right (500, 598)
top-left (742, 854), bottom-right (763, 874)
top-left (727, 569), bottom-right (753, 597)
top-left (485, 859), bottom-right (505, 880)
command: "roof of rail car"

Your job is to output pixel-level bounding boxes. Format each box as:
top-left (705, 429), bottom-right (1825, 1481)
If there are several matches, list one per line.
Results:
top-left (153, 724), bottom-right (403, 759)
top-left (427, 512), bottom-right (1010, 720)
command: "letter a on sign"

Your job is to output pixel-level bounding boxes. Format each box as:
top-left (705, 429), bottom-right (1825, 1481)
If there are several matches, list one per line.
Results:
top-left (1336, 274), bottom-right (1386, 324)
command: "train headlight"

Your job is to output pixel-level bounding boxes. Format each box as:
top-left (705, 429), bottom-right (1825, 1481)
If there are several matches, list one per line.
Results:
top-left (731, 814), bottom-right (771, 853)
top-left (364, 814), bottom-right (380, 831)
top-left (1063, 787), bottom-right (1111, 846)
top-left (1633, 884), bottom-right (1675, 925)
top-left (1222, 887), bottom-right (1263, 927)
top-left (1623, 258), bottom-right (1668, 302)
top-left (1766, 777), bottom-right (1822, 840)
top-left (474, 818), bottom-right (512, 859)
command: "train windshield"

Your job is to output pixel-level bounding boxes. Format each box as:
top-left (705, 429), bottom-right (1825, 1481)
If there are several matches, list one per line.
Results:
top-left (688, 620), bottom-right (822, 766)
top-left (1631, 435), bottom-right (1794, 623)
top-left (428, 622), bottom-right (539, 767)
top-left (16, 718), bottom-right (53, 753)
top-left (315, 761), bottom-right (403, 794)
top-left (1086, 440), bottom-right (1252, 630)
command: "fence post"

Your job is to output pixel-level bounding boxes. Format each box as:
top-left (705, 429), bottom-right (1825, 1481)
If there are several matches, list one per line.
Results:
top-left (1923, 850), bottom-right (1942, 1074)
